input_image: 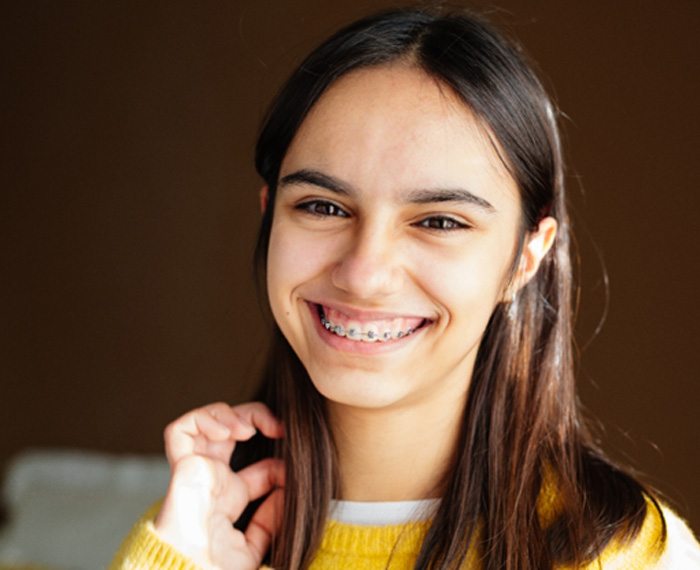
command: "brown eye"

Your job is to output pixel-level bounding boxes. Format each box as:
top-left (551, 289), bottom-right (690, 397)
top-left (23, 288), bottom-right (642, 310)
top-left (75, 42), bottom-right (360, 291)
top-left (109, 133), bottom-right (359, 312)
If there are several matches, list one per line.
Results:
top-left (297, 200), bottom-right (349, 218)
top-left (417, 216), bottom-right (467, 231)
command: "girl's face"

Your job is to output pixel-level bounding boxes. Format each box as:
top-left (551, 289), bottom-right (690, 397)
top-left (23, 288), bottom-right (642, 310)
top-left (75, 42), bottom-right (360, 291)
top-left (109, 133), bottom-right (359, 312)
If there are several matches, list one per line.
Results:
top-left (267, 65), bottom-right (540, 413)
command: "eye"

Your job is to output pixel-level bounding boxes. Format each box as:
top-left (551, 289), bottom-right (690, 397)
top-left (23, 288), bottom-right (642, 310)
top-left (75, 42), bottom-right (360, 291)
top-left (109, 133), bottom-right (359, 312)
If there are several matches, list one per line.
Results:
top-left (296, 200), bottom-right (350, 218)
top-left (416, 216), bottom-right (469, 231)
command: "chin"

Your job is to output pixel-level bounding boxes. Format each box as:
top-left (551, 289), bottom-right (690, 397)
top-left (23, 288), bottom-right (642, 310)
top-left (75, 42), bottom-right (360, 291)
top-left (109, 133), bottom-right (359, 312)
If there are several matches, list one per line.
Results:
top-left (306, 366), bottom-right (413, 410)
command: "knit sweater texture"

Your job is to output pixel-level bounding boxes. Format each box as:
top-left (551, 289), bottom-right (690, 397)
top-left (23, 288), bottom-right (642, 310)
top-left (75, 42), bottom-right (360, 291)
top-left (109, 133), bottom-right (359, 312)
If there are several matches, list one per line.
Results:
top-left (110, 495), bottom-right (700, 569)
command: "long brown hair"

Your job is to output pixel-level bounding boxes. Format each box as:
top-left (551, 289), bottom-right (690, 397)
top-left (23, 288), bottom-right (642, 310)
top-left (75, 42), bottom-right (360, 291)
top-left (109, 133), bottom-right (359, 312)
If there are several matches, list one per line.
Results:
top-left (233, 7), bottom-right (664, 569)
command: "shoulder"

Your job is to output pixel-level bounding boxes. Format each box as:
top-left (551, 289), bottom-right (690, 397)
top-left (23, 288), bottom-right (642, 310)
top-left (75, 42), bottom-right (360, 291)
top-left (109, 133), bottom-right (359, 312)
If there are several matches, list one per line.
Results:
top-left (581, 496), bottom-right (700, 570)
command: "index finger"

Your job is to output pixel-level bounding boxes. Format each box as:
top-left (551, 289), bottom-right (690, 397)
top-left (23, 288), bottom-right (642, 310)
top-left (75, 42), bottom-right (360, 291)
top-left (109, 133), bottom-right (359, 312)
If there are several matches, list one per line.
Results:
top-left (227, 402), bottom-right (285, 440)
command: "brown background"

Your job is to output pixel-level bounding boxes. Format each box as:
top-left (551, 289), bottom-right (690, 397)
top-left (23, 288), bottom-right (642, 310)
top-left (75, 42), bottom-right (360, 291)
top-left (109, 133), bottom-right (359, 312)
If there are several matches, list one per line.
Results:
top-left (2, 1), bottom-right (699, 532)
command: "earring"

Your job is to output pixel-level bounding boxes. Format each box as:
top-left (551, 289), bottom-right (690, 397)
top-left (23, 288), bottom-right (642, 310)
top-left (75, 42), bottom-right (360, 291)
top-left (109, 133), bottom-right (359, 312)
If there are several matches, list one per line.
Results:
top-left (507, 291), bottom-right (518, 320)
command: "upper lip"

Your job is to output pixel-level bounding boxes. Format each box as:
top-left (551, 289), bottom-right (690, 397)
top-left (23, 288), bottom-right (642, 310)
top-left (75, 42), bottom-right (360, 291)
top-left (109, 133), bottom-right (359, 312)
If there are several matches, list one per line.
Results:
top-left (309, 300), bottom-right (435, 322)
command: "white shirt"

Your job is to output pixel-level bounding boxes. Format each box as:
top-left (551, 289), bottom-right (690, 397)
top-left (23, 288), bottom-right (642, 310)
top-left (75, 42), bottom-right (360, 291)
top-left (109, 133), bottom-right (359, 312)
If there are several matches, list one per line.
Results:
top-left (328, 498), bottom-right (441, 526)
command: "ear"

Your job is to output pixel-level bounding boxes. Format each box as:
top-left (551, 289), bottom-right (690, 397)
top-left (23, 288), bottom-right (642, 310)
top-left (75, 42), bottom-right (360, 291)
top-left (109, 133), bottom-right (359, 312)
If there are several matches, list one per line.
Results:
top-left (507, 216), bottom-right (558, 298)
top-left (259, 185), bottom-right (269, 214)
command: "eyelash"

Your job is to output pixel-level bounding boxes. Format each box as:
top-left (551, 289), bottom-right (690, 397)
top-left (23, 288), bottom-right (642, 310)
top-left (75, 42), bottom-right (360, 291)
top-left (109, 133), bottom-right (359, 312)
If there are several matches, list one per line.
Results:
top-left (295, 200), bottom-right (350, 218)
top-left (295, 199), bottom-right (470, 232)
top-left (415, 216), bottom-right (468, 231)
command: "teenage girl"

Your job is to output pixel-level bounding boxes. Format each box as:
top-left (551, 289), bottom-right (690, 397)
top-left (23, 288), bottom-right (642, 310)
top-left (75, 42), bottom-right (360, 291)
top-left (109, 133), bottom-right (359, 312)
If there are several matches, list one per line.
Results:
top-left (112, 7), bottom-right (700, 569)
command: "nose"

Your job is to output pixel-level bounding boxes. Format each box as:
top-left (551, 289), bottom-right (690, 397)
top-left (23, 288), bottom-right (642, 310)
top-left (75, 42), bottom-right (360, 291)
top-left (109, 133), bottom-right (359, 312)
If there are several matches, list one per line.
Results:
top-left (331, 224), bottom-right (404, 299)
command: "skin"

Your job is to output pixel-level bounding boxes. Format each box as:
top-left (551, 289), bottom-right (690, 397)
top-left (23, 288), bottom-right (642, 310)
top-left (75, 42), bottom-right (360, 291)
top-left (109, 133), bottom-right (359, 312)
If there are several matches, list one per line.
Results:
top-left (266, 64), bottom-right (556, 500)
top-left (154, 402), bottom-right (284, 570)
top-left (153, 63), bottom-right (556, 567)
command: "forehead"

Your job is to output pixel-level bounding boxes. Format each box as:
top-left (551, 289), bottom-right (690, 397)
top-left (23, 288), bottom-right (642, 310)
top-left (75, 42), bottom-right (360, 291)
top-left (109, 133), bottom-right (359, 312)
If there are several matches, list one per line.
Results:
top-left (280, 64), bottom-right (519, 208)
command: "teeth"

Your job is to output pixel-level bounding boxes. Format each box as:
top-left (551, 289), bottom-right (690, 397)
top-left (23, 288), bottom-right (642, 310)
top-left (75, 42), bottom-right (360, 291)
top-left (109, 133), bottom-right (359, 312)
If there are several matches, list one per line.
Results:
top-left (365, 324), bottom-right (379, 343)
top-left (319, 307), bottom-right (423, 343)
top-left (346, 321), bottom-right (362, 340)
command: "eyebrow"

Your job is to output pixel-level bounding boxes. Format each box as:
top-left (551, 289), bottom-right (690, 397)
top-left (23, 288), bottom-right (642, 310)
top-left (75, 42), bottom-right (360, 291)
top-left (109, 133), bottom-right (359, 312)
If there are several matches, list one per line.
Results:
top-left (280, 169), bottom-right (351, 195)
top-left (406, 188), bottom-right (495, 212)
top-left (279, 168), bottom-right (496, 213)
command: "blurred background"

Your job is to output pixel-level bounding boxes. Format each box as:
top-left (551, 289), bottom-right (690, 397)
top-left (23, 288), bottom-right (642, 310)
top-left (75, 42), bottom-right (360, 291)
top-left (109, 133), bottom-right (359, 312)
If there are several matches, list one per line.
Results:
top-left (2, 1), bottom-right (698, 567)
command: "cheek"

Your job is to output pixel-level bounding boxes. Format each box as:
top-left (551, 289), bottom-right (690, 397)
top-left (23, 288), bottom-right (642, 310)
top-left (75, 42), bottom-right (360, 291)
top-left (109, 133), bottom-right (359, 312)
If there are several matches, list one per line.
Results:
top-left (411, 240), bottom-right (512, 320)
top-left (266, 220), bottom-right (337, 303)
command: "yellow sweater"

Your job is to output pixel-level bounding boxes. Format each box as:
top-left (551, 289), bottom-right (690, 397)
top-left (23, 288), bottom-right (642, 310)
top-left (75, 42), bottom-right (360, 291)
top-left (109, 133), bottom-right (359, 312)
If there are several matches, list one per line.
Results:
top-left (110, 497), bottom-right (700, 569)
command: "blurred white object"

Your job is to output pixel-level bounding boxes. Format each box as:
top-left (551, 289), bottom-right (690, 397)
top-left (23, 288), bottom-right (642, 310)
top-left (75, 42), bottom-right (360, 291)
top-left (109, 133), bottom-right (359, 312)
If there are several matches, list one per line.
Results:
top-left (0, 448), bottom-right (170, 569)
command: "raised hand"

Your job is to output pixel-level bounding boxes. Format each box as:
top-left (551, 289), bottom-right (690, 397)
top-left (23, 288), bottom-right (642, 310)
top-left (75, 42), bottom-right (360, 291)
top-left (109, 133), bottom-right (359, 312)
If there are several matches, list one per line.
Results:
top-left (154, 402), bottom-right (285, 570)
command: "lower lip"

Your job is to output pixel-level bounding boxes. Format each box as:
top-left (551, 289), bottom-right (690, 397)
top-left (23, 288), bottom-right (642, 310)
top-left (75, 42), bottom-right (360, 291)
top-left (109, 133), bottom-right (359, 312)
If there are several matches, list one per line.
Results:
top-left (306, 302), bottom-right (430, 355)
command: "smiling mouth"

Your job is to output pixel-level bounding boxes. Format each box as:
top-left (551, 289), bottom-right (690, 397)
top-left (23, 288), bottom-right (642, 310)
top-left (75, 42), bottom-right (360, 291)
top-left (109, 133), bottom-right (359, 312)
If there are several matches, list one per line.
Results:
top-left (314, 304), bottom-right (430, 343)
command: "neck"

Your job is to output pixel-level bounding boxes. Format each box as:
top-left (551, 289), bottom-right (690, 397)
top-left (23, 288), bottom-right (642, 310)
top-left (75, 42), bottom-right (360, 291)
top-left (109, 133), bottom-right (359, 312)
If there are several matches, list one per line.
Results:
top-left (327, 388), bottom-right (467, 502)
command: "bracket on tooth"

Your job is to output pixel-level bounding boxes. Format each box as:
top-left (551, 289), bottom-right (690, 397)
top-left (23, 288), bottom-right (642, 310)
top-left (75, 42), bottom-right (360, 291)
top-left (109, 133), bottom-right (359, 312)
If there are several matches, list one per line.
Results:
top-left (320, 314), bottom-right (416, 342)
